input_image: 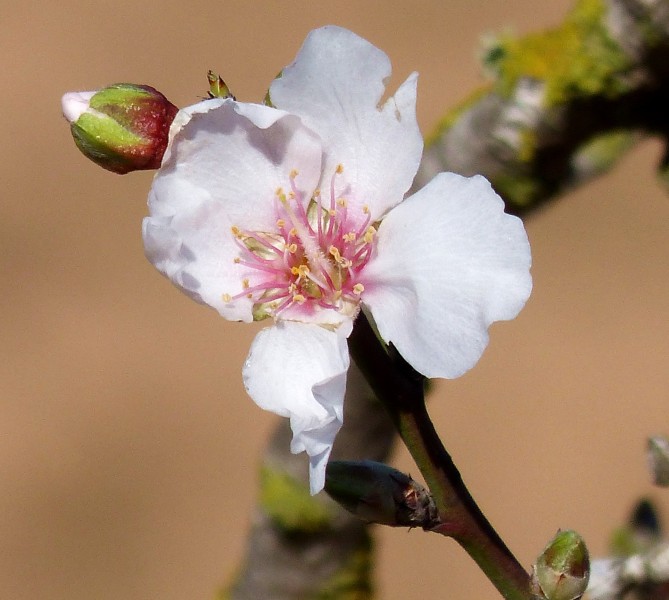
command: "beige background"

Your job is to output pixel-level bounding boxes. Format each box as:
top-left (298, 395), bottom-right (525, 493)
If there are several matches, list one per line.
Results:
top-left (2, 1), bottom-right (669, 598)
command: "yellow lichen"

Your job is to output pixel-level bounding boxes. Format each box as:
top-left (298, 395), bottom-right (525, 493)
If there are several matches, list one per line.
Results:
top-left (487, 0), bottom-right (631, 106)
top-left (260, 467), bottom-right (333, 534)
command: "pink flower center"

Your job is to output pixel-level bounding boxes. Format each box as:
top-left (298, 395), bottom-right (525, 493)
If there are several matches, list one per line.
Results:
top-left (224, 166), bottom-right (375, 321)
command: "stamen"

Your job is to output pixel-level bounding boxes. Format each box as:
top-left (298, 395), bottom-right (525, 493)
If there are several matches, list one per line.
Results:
top-left (227, 165), bottom-right (376, 320)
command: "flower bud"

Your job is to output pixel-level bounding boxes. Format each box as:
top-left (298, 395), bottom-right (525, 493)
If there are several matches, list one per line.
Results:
top-left (207, 70), bottom-right (235, 100)
top-left (648, 435), bottom-right (669, 487)
top-left (531, 530), bottom-right (590, 600)
top-left (324, 460), bottom-right (439, 528)
top-left (61, 83), bottom-right (178, 174)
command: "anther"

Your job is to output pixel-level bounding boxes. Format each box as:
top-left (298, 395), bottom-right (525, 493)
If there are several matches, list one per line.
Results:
top-left (353, 283), bottom-right (365, 295)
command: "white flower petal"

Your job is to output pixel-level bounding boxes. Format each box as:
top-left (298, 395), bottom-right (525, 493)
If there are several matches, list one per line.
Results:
top-left (243, 321), bottom-right (352, 494)
top-left (270, 26), bottom-right (423, 219)
top-left (361, 173), bottom-right (532, 379)
top-left (143, 100), bottom-right (323, 321)
top-left (149, 99), bottom-right (322, 227)
top-left (61, 90), bottom-right (96, 123)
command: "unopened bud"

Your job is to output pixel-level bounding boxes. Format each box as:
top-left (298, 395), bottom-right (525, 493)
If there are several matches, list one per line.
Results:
top-left (207, 70), bottom-right (235, 100)
top-left (324, 460), bottom-right (439, 528)
top-left (61, 83), bottom-right (178, 174)
top-left (531, 530), bottom-right (590, 600)
top-left (648, 435), bottom-right (669, 487)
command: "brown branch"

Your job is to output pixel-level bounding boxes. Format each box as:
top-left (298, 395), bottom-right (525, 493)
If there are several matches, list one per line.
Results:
top-left (226, 364), bottom-right (395, 599)
top-left (415, 0), bottom-right (669, 215)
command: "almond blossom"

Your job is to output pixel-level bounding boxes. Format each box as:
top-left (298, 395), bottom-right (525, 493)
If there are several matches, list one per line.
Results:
top-left (143, 26), bottom-right (532, 494)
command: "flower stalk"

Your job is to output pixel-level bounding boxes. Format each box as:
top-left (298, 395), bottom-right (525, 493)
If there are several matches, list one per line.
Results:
top-left (348, 312), bottom-right (532, 600)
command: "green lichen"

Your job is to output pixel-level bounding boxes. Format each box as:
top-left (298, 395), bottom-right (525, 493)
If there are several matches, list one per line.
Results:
top-left (424, 85), bottom-right (491, 147)
top-left (572, 129), bottom-right (636, 174)
top-left (485, 0), bottom-right (631, 106)
top-left (492, 172), bottom-right (544, 209)
top-left (213, 588), bottom-right (231, 600)
top-left (518, 129), bottom-right (539, 164)
top-left (311, 535), bottom-right (374, 600)
top-left (260, 466), bottom-right (333, 534)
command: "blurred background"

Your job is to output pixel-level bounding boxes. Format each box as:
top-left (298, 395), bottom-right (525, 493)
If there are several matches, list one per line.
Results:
top-left (2, 1), bottom-right (669, 598)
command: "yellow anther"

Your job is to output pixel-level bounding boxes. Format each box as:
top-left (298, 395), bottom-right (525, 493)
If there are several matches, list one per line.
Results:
top-left (288, 283), bottom-right (297, 293)
top-left (290, 169), bottom-right (299, 178)
top-left (336, 164), bottom-right (344, 174)
top-left (290, 265), bottom-right (310, 278)
top-left (313, 189), bottom-right (321, 197)
top-left (328, 208), bottom-right (336, 217)
top-left (231, 226), bottom-right (242, 237)
top-left (343, 232), bottom-right (356, 242)
top-left (362, 205), bottom-right (370, 214)
top-left (286, 243), bottom-right (298, 253)
top-left (242, 279), bottom-right (250, 289)
top-left (233, 257), bottom-right (241, 264)
top-left (337, 198), bottom-right (347, 207)
top-left (353, 283), bottom-right (365, 295)
top-left (293, 294), bottom-right (306, 304)
top-left (363, 226), bottom-right (376, 244)
top-left (329, 246), bottom-right (342, 260)
top-left (222, 293), bottom-right (232, 302)
top-left (246, 293), bottom-right (253, 299)
top-left (276, 187), bottom-right (287, 202)
top-left (276, 219), bottom-right (285, 228)
top-left (289, 228), bottom-right (297, 237)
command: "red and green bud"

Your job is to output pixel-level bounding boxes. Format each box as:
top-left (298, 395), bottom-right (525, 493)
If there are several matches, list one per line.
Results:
top-left (61, 83), bottom-right (178, 174)
top-left (531, 529), bottom-right (590, 600)
top-left (324, 460), bottom-right (439, 528)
